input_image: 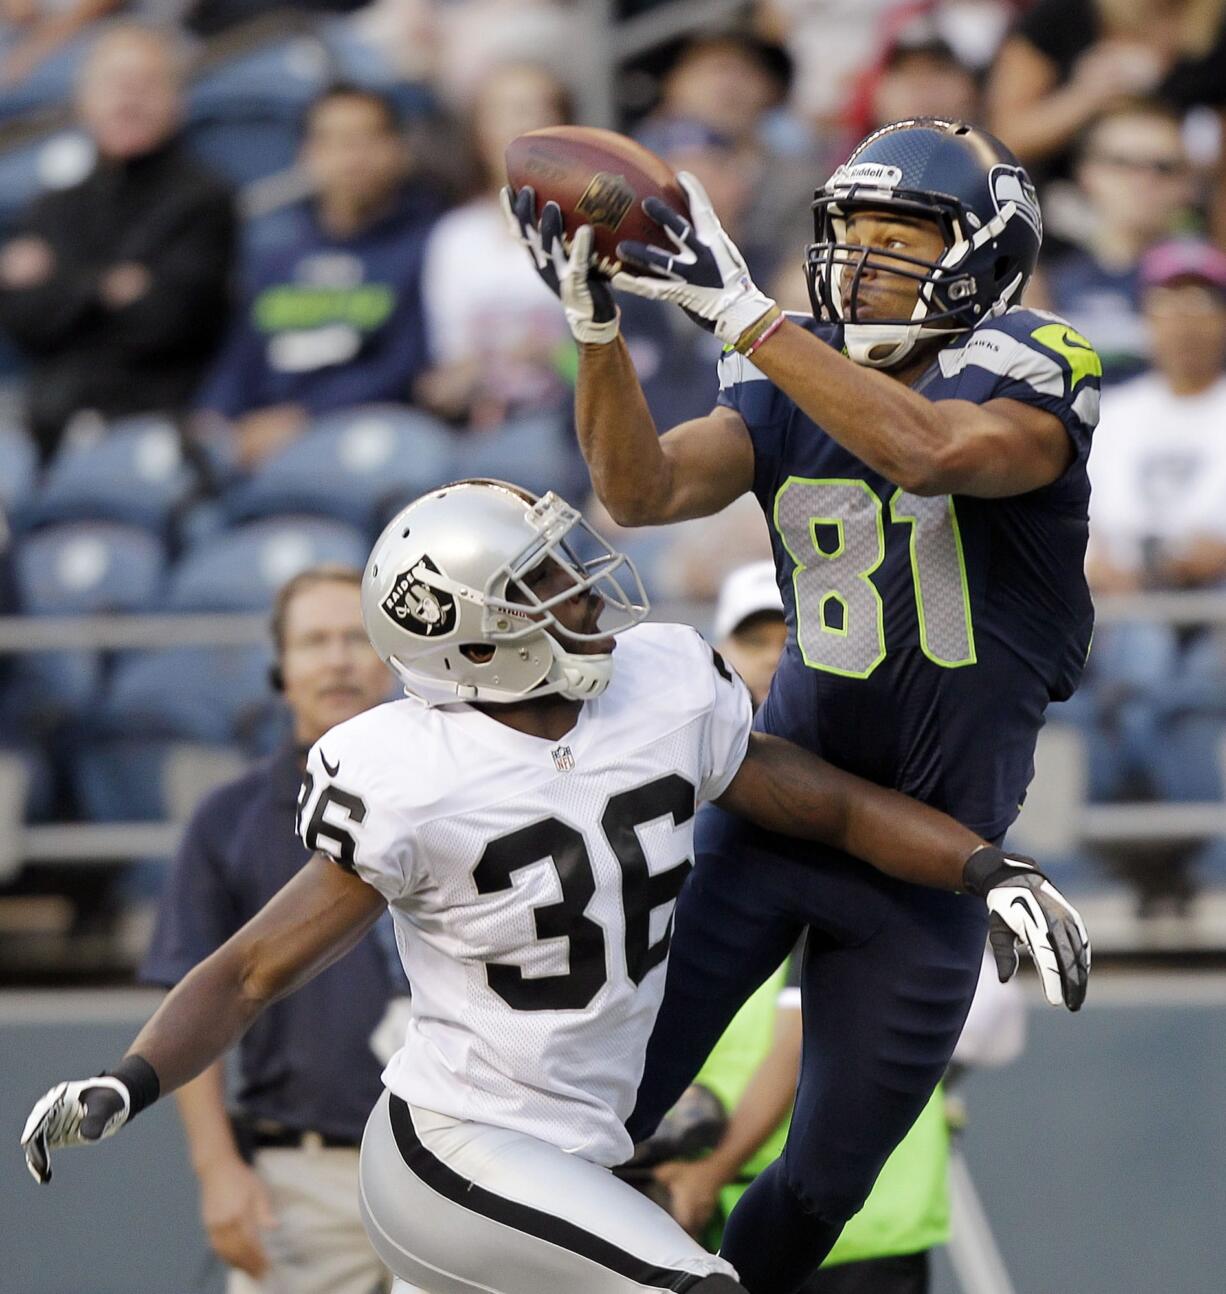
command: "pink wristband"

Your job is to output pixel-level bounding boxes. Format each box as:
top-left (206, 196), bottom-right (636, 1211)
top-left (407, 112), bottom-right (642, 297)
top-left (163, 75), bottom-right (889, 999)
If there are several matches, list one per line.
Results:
top-left (743, 311), bottom-right (785, 358)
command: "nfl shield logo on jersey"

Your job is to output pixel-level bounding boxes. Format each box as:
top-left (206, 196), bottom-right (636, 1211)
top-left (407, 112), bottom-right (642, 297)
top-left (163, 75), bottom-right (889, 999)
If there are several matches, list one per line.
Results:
top-left (551, 745), bottom-right (576, 773)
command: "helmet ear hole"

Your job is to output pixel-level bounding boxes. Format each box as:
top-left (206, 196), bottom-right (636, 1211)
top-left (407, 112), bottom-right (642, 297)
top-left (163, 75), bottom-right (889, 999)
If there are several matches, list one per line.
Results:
top-left (993, 256), bottom-right (1011, 283)
top-left (460, 643), bottom-right (496, 664)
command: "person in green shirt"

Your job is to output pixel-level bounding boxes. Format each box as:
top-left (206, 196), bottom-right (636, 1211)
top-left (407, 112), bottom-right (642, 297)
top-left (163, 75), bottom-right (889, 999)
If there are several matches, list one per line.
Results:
top-left (654, 959), bottom-right (949, 1293)
top-left (642, 567), bottom-right (1023, 1293)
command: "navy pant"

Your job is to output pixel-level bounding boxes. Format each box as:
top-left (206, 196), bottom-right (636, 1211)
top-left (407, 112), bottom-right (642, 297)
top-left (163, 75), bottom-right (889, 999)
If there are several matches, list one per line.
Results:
top-left (629, 806), bottom-right (987, 1294)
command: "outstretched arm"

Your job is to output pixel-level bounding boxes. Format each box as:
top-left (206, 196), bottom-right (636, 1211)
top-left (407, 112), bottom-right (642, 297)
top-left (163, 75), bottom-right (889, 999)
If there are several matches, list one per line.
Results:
top-left (503, 185), bottom-right (752, 526)
top-left (613, 172), bottom-right (1076, 498)
top-left (719, 731), bottom-right (983, 890)
top-left (718, 733), bottom-right (1090, 1010)
top-left (578, 343), bottom-right (753, 525)
top-left (21, 856), bottom-right (385, 1183)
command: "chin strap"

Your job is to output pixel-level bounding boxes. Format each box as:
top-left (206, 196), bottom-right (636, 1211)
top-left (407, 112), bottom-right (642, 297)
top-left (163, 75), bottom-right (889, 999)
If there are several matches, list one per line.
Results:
top-left (551, 640), bottom-right (614, 699)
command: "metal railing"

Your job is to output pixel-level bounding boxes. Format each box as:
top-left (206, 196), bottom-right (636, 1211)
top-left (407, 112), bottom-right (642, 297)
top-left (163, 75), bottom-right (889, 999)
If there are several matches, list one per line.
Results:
top-left (2, 592), bottom-right (1226, 872)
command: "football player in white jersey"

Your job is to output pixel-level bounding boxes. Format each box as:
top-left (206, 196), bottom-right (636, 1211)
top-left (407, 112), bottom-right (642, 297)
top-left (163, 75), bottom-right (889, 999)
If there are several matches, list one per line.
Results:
top-left (22, 480), bottom-right (1088, 1294)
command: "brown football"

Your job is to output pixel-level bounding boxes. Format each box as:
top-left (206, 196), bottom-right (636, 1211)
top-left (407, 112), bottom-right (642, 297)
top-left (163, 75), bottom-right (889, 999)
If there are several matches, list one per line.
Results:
top-left (505, 125), bottom-right (688, 275)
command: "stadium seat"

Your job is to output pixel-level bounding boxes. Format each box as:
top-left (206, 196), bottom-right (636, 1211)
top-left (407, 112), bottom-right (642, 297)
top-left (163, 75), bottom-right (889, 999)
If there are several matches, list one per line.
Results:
top-left (80, 516), bottom-right (365, 810)
top-left (72, 737), bottom-right (250, 824)
top-left (185, 115), bottom-right (302, 188)
top-left (0, 28), bottom-right (98, 124)
top-left (5, 521), bottom-right (166, 734)
top-left (316, 17), bottom-right (437, 119)
top-left (185, 31), bottom-right (333, 186)
top-left (0, 124), bottom-right (93, 237)
top-left (171, 515), bottom-right (369, 611)
top-left (14, 519), bottom-right (165, 614)
top-left (455, 413), bottom-right (590, 505)
top-left (0, 421), bottom-right (37, 518)
top-left (27, 416), bottom-right (198, 535)
top-left (224, 406), bottom-right (458, 534)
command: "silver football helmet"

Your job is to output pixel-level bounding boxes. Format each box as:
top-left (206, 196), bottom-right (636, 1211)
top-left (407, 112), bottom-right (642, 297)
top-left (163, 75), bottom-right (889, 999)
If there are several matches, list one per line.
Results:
top-left (362, 480), bottom-right (649, 706)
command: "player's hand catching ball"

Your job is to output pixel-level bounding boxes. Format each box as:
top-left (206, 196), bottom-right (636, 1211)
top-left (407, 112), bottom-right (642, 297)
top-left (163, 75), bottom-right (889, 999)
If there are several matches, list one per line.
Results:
top-left (962, 846), bottom-right (1090, 1011)
top-left (500, 185), bottom-right (620, 345)
top-left (21, 1077), bottom-right (133, 1184)
top-left (613, 171), bottom-right (780, 352)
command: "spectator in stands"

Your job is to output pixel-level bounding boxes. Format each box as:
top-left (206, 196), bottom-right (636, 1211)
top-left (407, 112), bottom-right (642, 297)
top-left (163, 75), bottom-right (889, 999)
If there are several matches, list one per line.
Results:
top-left (415, 60), bottom-right (574, 430)
top-left (857, 19), bottom-right (982, 138)
top-left (141, 565), bottom-right (402, 1294)
top-left (711, 560), bottom-right (787, 708)
top-left (985, 0), bottom-right (1226, 180)
top-left (648, 30), bottom-right (793, 152)
top-left (1079, 238), bottom-right (1226, 909)
top-left (1039, 99), bottom-right (1196, 385)
top-left (0, 23), bottom-right (236, 462)
top-left (640, 31), bottom-right (813, 283)
top-left (195, 84), bottom-right (443, 470)
top-left (618, 119), bottom-right (765, 431)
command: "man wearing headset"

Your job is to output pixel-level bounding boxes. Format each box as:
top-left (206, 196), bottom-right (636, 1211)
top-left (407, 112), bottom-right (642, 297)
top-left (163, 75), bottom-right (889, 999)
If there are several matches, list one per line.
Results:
top-left (139, 565), bottom-right (401, 1294)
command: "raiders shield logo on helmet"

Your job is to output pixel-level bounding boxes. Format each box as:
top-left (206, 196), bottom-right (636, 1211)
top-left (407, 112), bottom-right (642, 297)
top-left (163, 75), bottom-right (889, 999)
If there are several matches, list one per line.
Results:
top-left (576, 172), bottom-right (635, 231)
top-left (989, 164), bottom-right (1042, 239)
top-left (381, 555), bottom-right (458, 637)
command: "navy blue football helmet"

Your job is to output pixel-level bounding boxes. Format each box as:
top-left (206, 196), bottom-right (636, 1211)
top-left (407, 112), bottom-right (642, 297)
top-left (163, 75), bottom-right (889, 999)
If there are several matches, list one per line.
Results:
top-left (806, 118), bottom-right (1042, 368)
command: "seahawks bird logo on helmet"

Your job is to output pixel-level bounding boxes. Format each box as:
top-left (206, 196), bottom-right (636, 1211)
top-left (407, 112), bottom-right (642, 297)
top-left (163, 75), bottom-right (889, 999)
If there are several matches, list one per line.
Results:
top-left (806, 118), bottom-right (1043, 369)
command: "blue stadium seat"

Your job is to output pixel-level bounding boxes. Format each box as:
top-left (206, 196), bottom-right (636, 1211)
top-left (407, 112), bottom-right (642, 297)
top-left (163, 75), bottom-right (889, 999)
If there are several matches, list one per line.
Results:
top-left (27, 417), bottom-right (198, 534)
top-left (0, 29), bottom-right (98, 124)
top-left (0, 126), bottom-right (93, 237)
top-left (171, 516), bottom-right (369, 611)
top-left (5, 521), bottom-right (166, 734)
top-left (316, 17), bottom-right (437, 119)
top-left (185, 115), bottom-right (302, 188)
top-left (456, 413), bottom-right (590, 505)
top-left (15, 520), bottom-right (165, 616)
top-left (83, 517), bottom-right (365, 795)
top-left (72, 736), bottom-right (255, 823)
top-left (185, 33), bottom-right (332, 186)
top-left (92, 646), bottom-right (281, 749)
top-left (188, 33), bottom-right (332, 118)
top-left (0, 421), bottom-right (37, 517)
top-left (224, 406), bottom-right (458, 534)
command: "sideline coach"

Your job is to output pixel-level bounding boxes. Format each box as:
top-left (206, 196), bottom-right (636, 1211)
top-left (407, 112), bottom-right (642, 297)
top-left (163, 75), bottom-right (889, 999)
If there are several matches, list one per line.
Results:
top-left (141, 565), bottom-right (402, 1294)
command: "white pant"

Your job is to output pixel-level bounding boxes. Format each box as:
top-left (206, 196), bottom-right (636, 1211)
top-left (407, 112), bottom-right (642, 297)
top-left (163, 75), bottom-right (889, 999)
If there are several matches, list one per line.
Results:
top-left (226, 1144), bottom-right (393, 1294)
top-left (359, 1091), bottom-right (738, 1294)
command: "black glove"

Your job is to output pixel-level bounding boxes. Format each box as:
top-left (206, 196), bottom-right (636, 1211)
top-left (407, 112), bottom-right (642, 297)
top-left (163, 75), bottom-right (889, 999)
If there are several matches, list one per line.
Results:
top-left (618, 1083), bottom-right (727, 1178)
top-left (500, 185), bottom-right (619, 343)
top-left (963, 846), bottom-right (1091, 1011)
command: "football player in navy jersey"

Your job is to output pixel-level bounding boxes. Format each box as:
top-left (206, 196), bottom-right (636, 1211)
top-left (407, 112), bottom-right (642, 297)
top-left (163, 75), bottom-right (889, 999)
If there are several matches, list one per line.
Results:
top-left (505, 117), bottom-right (1099, 1293)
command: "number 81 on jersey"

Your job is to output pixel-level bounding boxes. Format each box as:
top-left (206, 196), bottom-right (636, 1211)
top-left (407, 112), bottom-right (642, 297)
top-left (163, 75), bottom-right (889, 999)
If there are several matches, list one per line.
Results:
top-left (774, 476), bottom-right (976, 678)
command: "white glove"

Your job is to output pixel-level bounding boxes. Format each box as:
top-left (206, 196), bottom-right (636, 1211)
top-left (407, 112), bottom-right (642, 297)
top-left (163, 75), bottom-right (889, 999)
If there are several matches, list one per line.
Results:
top-left (501, 185), bottom-right (621, 345)
top-left (963, 846), bottom-right (1091, 1011)
top-left (611, 171), bottom-right (778, 348)
top-left (21, 1076), bottom-right (132, 1184)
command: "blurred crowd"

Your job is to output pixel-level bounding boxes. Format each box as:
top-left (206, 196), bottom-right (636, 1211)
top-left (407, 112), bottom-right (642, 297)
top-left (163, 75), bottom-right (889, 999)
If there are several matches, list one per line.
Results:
top-left (3, 0), bottom-right (1226, 935)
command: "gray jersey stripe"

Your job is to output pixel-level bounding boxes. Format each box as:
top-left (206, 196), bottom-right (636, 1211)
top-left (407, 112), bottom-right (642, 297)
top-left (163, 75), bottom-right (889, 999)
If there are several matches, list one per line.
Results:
top-left (937, 329), bottom-right (1064, 397)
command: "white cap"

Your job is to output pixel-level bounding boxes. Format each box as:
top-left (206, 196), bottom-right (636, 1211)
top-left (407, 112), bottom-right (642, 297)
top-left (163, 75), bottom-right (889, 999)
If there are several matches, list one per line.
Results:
top-left (714, 560), bottom-right (784, 640)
